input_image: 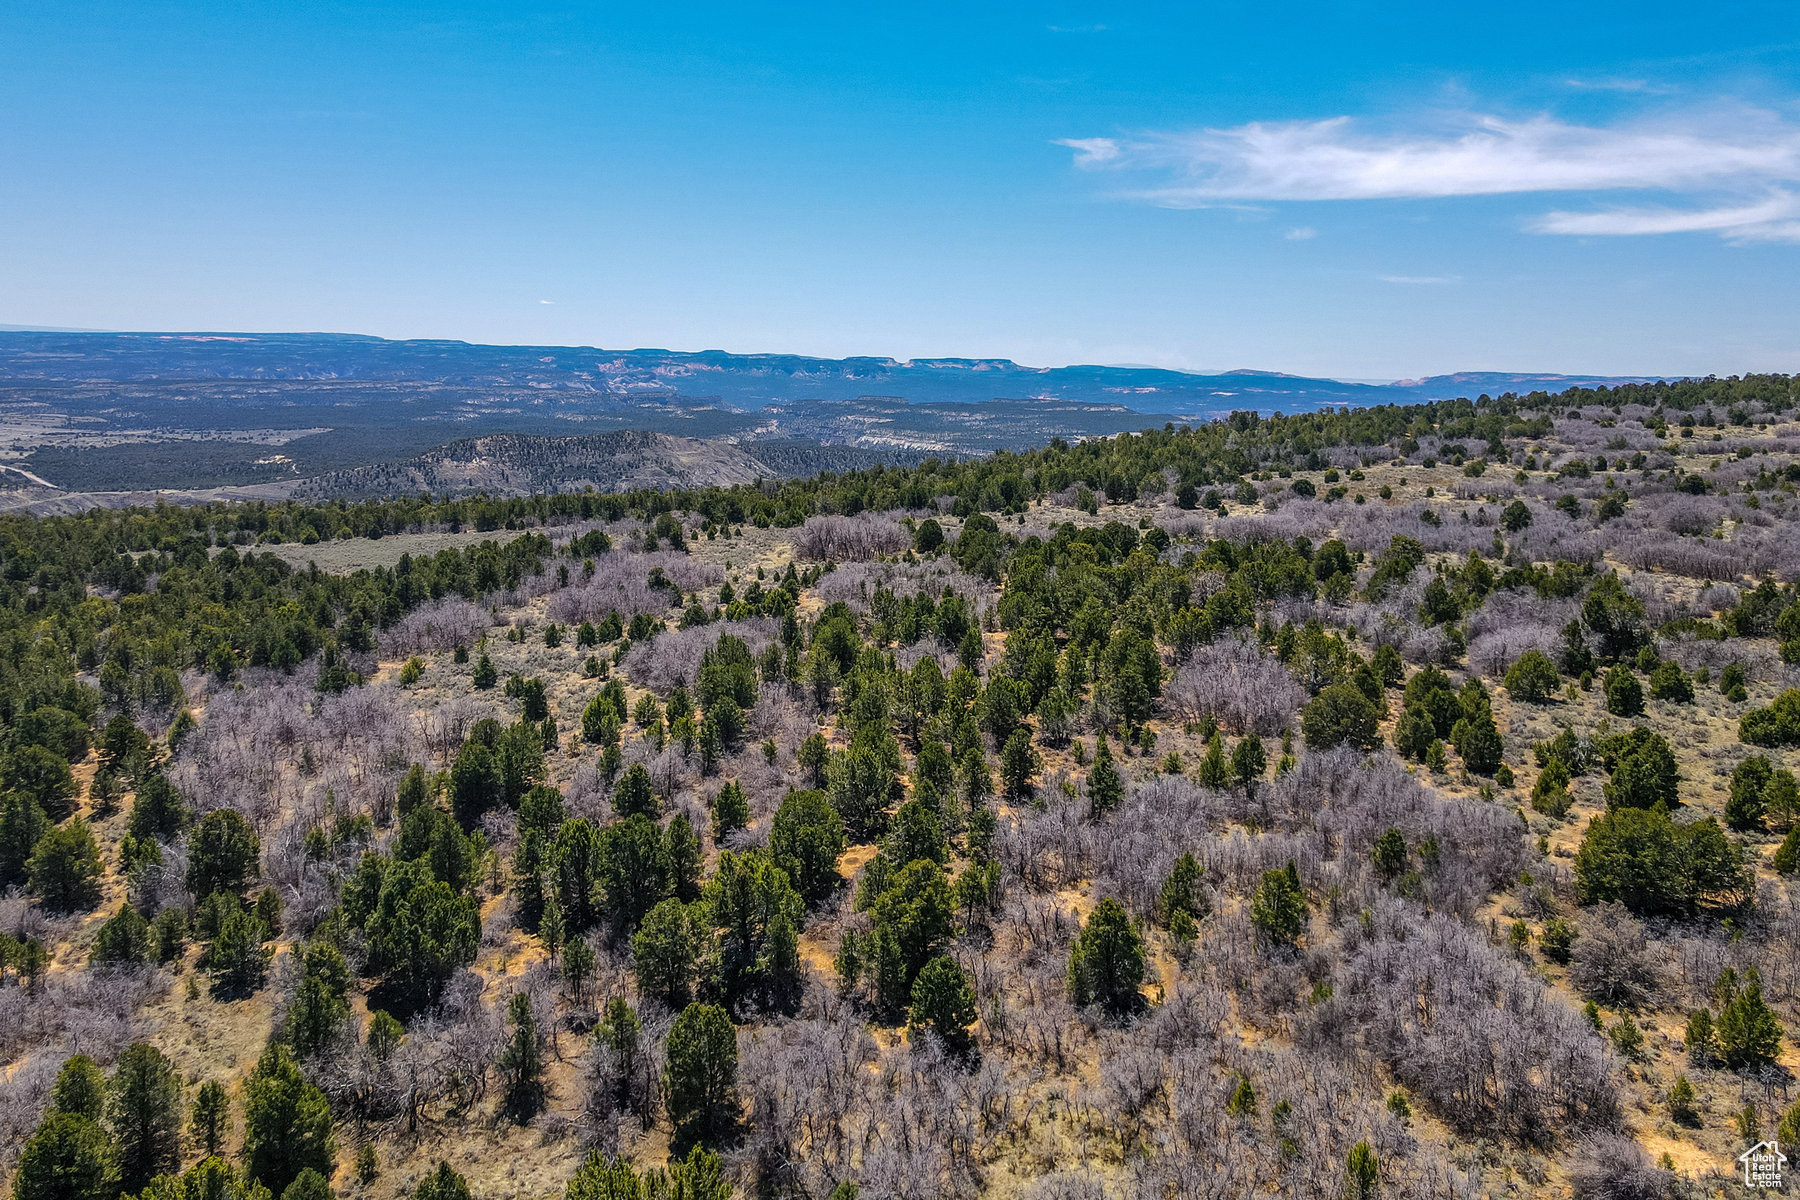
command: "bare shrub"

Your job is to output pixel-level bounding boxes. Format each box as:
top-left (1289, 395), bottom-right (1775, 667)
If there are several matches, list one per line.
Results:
top-left (792, 514), bottom-right (913, 561)
top-left (1568, 903), bottom-right (1659, 1009)
top-left (1326, 895), bottom-right (1618, 1145)
top-left (1164, 636), bottom-right (1306, 735)
top-left (811, 560), bottom-right (995, 616)
top-left (1567, 1134), bottom-right (1674, 1200)
top-left (381, 598), bottom-right (492, 655)
top-left (546, 551), bottom-right (720, 625)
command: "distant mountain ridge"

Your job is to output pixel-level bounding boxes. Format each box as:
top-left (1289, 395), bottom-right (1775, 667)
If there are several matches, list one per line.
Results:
top-left (0, 330), bottom-right (1686, 495)
top-left (0, 330), bottom-right (1675, 413)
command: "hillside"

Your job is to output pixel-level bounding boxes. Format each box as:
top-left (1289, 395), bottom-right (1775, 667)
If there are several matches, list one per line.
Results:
top-left (1, 374), bottom-right (1798, 1200)
top-left (289, 432), bottom-right (927, 500)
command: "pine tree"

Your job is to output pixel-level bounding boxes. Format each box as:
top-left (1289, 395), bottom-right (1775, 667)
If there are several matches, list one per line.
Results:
top-left (413, 1162), bottom-right (472, 1200)
top-left (1250, 861), bottom-right (1307, 948)
top-left (1066, 897), bottom-right (1145, 1017)
top-left (186, 809), bottom-right (261, 899)
top-left (92, 906), bottom-right (155, 968)
top-left (207, 905), bottom-right (269, 998)
top-left (242, 1044), bottom-right (335, 1194)
top-left (1669, 1075), bottom-right (1699, 1126)
top-left (52, 1055), bottom-right (109, 1121)
top-left (614, 763), bottom-right (658, 820)
top-left (1345, 1141), bottom-right (1380, 1200)
top-left (1231, 735), bottom-right (1267, 796)
top-left (1155, 852), bottom-right (1208, 931)
top-left (908, 955), bottom-right (980, 1066)
top-left (538, 895), bottom-right (565, 962)
top-left (28, 818), bottom-right (104, 913)
top-left (1196, 731), bottom-right (1231, 789)
top-left (1086, 737), bottom-right (1123, 817)
top-left (664, 1003), bottom-right (739, 1146)
top-left (471, 653), bottom-right (497, 690)
top-left (499, 992), bottom-right (546, 1123)
top-left (108, 1042), bottom-right (184, 1193)
top-left (12, 1114), bottom-right (118, 1200)
top-left (711, 780), bottom-right (750, 842)
top-left (190, 1081), bottom-right (231, 1159)
top-left (0, 793), bottom-right (50, 888)
top-left (562, 935), bottom-right (596, 1005)
top-left (1685, 1007), bottom-right (1720, 1066)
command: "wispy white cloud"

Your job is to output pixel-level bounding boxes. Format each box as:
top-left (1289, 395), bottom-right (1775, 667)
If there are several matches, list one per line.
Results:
top-left (1059, 108), bottom-right (1800, 243)
top-left (1284, 226), bottom-right (1317, 240)
top-left (1057, 136), bottom-right (1122, 167)
top-left (1564, 77), bottom-right (1676, 95)
top-left (1534, 192), bottom-right (1800, 242)
top-left (539, 299), bottom-right (555, 305)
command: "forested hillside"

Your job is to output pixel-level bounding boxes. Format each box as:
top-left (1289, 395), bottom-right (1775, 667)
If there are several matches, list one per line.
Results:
top-left (2, 376), bottom-right (1799, 1200)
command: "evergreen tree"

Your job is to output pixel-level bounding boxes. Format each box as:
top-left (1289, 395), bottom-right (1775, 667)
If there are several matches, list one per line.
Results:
top-left (538, 895), bottom-right (566, 961)
top-left (107, 1042), bottom-right (184, 1194)
top-left (471, 653), bottom-right (498, 690)
top-left (1086, 737), bottom-right (1123, 817)
top-left (189, 1082), bottom-right (231, 1160)
top-left (206, 905), bottom-right (269, 998)
top-left (1195, 731), bottom-right (1230, 789)
top-left (1370, 829), bottom-right (1408, 881)
top-left (908, 955), bottom-right (979, 1065)
top-left (711, 780), bottom-right (750, 842)
top-left (769, 790), bottom-right (845, 907)
top-left (92, 907), bottom-right (154, 969)
top-left (285, 941), bottom-right (351, 1057)
top-left (633, 899), bottom-right (699, 1009)
top-left (186, 810), bottom-right (261, 900)
top-left (28, 819), bottom-right (104, 913)
top-left (1774, 824), bottom-right (1800, 875)
top-left (52, 1056), bottom-right (109, 1121)
top-left (562, 934), bottom-right (597, 1005)
top-left (664, 1003), bottom-right (739, 1146)
top-left (242, 1044), bottom-right (335, 1194)
top-left (123, 773), bottom-right (188, 849)
top-left (1345, 1141), bottom-right (1380, 1200)
top-left (280, 1169), bottom-right (333, 1200)
top-left (613, 763), bottom-right (658, 820)
top-left (665, 812), bottom-right (702, 903)
top-left (704, 850), bottom-right (803, 1012)
top-left (413, 1163), bottom-right (471, 1200)
top-left (1726, 755), bottom-right (1772, 832)
top-left (1718, 970), bottom-right (1785, 1070)
top-left (0, 794), bottom-right (51, 888)
top-left (1067, 897), bottom-right (1145, 1018)
top-left (1603, 667), bottom-right (1643, 717)
top-left (1231, 735), bottom-right (1267, 796)
top-left (395, 764), bottom-right (431, 818)
top-left (1503, 649), bottom-right (1560, 703)
top-left (1250, 862), bottom-right (1307, 948)
top-left (11, 745), bottom-right (78, 821)
top-left (449, 741), bottom-right (501, 829)
top-left (1302, 683), bottom-right (1381, 751)
top-left (1155, 851), bottom-right (1208, 935)
top-left (11, 1114), bottom-right (118, 1200)
top-left (999, 729), bottom-right (1039, 802)
top-left (499, 992), bottom-right (546, 1123)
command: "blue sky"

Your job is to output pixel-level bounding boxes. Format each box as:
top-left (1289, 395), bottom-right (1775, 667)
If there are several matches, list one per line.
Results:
top-left (2, 2), bottom-right (1797, 378)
